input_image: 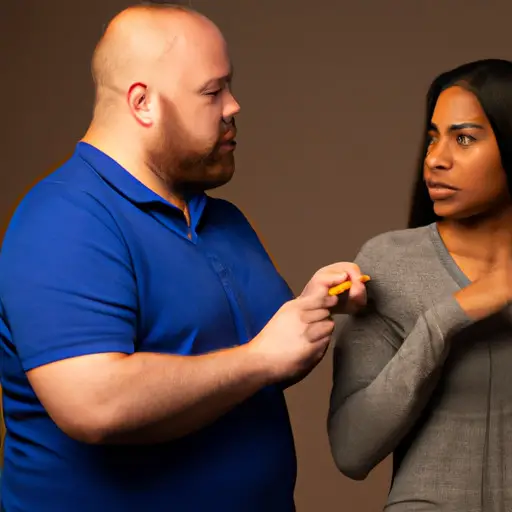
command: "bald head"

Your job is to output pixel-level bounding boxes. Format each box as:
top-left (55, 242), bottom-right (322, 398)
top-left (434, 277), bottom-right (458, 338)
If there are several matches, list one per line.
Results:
top-left (83, 2), bottom-right (240, 201)
top-left (91, 3), bottom-right (226, 112)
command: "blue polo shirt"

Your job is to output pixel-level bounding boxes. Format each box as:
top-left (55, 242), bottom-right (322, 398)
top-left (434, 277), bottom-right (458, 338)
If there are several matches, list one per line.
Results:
top-left (0, 142), bottom-right (297, 512)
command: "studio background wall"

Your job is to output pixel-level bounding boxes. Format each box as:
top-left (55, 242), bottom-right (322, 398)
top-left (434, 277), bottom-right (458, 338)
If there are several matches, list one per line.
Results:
top-left (2, 1), bottom-right (512, 510)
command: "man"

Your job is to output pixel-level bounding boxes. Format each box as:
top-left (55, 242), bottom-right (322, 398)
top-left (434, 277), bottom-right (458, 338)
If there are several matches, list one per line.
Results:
top-left (0, 4), bottom-right (367, 511)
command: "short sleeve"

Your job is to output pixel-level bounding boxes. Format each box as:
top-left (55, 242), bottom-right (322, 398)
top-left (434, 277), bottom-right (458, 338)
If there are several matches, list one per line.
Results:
top-left (0, 184), bottom-right (138, 372)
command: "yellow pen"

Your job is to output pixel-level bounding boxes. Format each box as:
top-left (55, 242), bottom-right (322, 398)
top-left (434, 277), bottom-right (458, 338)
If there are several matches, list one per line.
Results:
top-left (328, 275), bottom-right (371, 296)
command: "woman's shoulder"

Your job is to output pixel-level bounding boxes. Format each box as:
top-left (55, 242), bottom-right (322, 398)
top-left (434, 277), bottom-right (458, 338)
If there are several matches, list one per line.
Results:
top-left (355, 224), bottom-right (439, 275)
top-left (355, 224), bottom-right (447, 322)
top-left (358, 224), bottom-right (434, 255)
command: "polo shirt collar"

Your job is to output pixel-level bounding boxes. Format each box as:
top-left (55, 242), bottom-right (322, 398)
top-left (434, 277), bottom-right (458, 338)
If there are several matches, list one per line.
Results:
top-left (75, 141), bottom-right (208, 226)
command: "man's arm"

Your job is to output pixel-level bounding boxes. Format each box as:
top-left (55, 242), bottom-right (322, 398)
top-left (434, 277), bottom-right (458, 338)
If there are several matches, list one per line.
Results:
top-left (27, 345), bottom-right (271, 444)
top-left (2, 187), bottom-right (353, 445)
top-left (1, 188), bottom-right (273, 444)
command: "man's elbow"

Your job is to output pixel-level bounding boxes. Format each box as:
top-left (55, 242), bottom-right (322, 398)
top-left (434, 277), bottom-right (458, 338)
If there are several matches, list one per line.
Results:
top-left (52, 407), bottom-right (118, 445)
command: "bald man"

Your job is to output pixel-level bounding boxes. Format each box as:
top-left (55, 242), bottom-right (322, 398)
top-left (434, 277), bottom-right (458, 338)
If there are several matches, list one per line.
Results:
top-left (0, 4), bottom-right (367, 512)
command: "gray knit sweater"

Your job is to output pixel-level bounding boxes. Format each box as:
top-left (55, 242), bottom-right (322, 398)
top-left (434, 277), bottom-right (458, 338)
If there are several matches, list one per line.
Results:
top-left (328, 223), bottom-right (512, 512)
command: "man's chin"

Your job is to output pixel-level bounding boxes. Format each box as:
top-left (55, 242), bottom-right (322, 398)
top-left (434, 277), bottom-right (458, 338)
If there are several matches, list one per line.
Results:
top-left (205, 169), bottom-right (235, 191)
top-left (194, 162), bottom-right (235, 192)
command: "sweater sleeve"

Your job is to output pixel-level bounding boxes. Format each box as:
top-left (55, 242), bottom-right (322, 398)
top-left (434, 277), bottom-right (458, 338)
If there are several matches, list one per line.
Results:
top-left (327, 236), bottom-right (472, 481)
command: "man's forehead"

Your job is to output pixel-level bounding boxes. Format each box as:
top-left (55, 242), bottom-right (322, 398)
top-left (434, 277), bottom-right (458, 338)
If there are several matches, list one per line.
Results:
top-left (197, 67), bottom-right (233, 91)
top-left (174, 39), bottom-right (232, 88)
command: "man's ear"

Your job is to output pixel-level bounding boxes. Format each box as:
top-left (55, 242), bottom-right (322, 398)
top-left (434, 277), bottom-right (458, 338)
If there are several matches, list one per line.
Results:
top-left (127, 82), bottom-right (153, 127)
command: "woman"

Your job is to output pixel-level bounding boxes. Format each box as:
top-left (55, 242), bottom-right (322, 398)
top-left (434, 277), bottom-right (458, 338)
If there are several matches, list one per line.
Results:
top-left (327, 58), bottom-right (512, 512)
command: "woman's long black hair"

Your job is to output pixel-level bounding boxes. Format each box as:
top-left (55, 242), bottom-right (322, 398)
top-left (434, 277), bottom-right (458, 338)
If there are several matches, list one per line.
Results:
top-left (407, 59), bottom-right (512, 229)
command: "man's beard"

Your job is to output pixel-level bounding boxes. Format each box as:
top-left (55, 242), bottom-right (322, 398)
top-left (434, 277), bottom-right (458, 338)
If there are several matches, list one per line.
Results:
top-left (147, 99), bottom-right (235, 196)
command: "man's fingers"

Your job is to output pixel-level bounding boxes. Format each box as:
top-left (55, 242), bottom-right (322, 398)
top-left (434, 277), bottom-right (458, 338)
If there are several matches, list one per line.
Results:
top-left (300, 272), bottom-right (347, 300)
top-left (300, 293), bottom-right (338, 311)
top-left (341, 265), bottom-right (363, 284)
top-left (347, 279), bottom-right (367, 305)
top-left (306, 319), bottom-right (336, 342)
top-left (328, 276), bottom-right (368, 315)
top-left (347, 287), bottom-right (368, 313)
top-left (319, 262), bottom-right (361, 278)
top-left (299, 262), bottom-right (367, 314)
top-left (301, 307), bottom-right (333, 324)
top-left (301, 262), bottom-right (363, 294)
top-left (313, 271), bottom-right (349, 290)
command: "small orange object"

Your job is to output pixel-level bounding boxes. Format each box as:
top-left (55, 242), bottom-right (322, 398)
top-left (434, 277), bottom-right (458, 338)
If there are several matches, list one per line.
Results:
top-left (328, 275), bottom-right (371, 296)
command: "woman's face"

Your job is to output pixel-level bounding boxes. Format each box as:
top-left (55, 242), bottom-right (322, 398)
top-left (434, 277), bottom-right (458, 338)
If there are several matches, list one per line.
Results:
top-left (424, 85), bottom-right (509, 221)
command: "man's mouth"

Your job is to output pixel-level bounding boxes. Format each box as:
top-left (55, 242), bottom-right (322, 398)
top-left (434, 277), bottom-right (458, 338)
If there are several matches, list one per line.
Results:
top-left (221, 129), bottom-right (236, 142)
top-left (218, 130), bottom-right (237, 150)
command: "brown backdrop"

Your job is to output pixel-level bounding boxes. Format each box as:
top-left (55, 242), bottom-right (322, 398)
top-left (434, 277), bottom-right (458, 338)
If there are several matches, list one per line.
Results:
top-left (2, 1), bottom-right (512, 510)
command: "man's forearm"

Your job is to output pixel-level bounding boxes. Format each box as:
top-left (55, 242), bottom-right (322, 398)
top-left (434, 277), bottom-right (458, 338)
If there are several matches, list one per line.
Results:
top-left (105, 343), bottom-right (273, 443)
top-left (50, 342), bottom-right (273, 445)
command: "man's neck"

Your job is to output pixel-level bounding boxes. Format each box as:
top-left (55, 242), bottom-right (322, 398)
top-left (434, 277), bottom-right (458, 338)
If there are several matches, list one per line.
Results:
top-left (81, 127), bottom-right (189, 214)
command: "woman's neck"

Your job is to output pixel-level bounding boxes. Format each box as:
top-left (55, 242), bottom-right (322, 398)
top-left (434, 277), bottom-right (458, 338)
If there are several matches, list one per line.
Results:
top-left (437, 205), bottom-right (512, 263)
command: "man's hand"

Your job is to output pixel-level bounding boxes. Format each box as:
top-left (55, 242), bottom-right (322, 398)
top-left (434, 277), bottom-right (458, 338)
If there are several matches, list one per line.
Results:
top-left (26, 262), bottom-right (368, 444)
top-left (306, 262), bottom-right (368, 315)
top-left (250, 262), bottom-right (368, 385)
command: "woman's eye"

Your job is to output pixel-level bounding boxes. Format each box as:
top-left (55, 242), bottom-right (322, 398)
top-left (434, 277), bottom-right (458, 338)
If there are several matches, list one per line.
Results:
top-left (457, 134), bottom-right (475, 146)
